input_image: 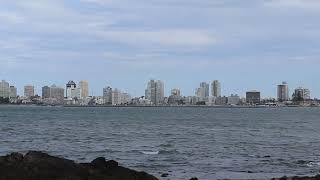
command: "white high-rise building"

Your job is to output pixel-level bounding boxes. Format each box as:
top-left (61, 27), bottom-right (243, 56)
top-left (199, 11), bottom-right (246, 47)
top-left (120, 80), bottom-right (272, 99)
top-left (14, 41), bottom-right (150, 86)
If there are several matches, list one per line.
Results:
top-left (145, 80), bottom-right (164, 105)
top-left (211, 80), bottom-right (221, 97)
top-left (79, 80), bottom-right (89, 99)
top-left (112, 88), bottom-right (121, 105)
top-left (24, 85), bottom-right (35, 97)
top-left (195, 87), bottom-right (206, 99)
top-left (9, 86), bottom-right (17, 98)
top-left (0, 80), bottom-right (10, 98)
top-left (277, 81), bottom-right (289, 102)
top-left (200, 82), bottom-right (209, 97)
top-left (66, 81), bottom-right (80, 99)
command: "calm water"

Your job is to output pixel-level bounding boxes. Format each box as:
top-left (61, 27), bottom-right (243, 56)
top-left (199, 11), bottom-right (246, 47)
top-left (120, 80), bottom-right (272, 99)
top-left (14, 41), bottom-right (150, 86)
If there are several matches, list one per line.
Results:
top-left (0, 106), bottom-right (320, 179)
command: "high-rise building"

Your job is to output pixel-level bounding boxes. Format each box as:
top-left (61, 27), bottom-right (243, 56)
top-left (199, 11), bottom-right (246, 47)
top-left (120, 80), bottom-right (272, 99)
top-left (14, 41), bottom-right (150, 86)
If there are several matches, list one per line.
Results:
top-left (277, 82), bottom-right (289, 102)
top-left (112, 88), bottom-right (121, 105)
top-left (211, 80), bottom-right (221, 97)
top-left (246, 90), bottom-right (261, 104)
top-left (66, 81), bottom-right (80, 99)
top-left (9, 86), bottom-right (17, 98)
top-left (103, 86), bottom-right (113, 104)
top-left (42, 86), bottom-right (51, 99)
top-left (195, 87), bottom-right (205, 99)
top-left (200, 82), bottom-right (209, 97)
top-left (24, 85), bottom-right (35, 98)
top-left (50, 85), bottom-right (65, 101)
top-left (145, 80), bottom-right (164, 105)
top-left (171, 88), bottom-right (181, 96)
top-left (79, 80), bottom-right (89, 99)
top-left (293, 87), bottom-right (310, 101)
top-left (0, 80), bottom-right (10, 98)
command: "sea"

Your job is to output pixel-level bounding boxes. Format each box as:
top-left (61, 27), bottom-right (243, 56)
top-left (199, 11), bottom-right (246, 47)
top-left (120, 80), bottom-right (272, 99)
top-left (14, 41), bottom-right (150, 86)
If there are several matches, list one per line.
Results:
top-left (0, 105), bottom-right (320, 180)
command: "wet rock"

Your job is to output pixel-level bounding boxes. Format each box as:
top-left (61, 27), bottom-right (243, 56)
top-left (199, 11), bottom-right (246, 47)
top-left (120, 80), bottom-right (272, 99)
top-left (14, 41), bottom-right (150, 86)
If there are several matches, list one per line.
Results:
top-left (91, 157), bottom-right (107, 169)
top-left (5, 152), bottom-right (24, 162)
top-left (272, 175), bottom-right (320, 180)
top-left (161, 173), bottom-right (169, 177)
top-left (0, 151), bottom-right (158, 180)
top-left (106, 160), bottom-right (118, 169)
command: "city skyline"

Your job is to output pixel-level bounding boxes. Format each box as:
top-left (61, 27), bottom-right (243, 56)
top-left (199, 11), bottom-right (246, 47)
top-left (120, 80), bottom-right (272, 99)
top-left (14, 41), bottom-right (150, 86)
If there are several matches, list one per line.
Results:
top-left (0, 79), bottom-right (317, 99)
top-left (0, 1), bottom-right (320, 97)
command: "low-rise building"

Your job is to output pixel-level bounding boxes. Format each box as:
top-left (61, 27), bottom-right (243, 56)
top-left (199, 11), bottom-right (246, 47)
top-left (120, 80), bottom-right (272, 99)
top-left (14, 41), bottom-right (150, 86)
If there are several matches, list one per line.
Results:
top-left (227, 94), bottom-right (240, 105)
top-left (246, 91), bottom-right (261, 104)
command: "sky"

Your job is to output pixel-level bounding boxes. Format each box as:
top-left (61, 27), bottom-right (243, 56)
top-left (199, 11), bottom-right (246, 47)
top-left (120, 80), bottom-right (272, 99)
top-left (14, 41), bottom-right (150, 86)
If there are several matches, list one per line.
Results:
top-left (0, 0), bottom-right (320, 98)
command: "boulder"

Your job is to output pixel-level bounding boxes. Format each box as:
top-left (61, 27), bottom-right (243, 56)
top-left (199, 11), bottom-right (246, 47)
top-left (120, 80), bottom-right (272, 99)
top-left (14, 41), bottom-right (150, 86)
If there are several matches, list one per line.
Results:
top-left (0, 151), bottom-right (158, 180)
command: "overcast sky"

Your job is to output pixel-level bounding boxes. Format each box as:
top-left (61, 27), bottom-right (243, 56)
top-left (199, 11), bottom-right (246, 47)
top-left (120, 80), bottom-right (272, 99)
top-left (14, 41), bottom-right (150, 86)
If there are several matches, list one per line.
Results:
top-left (0, 0), bottom-right (320, 98)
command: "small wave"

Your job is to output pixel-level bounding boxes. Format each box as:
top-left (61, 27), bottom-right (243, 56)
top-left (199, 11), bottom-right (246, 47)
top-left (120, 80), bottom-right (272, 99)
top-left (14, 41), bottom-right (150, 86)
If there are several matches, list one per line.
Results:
top-left (159, 149), bottom-right (179, 155)
top-left (159, 143), bottom-right (173, 148)
top-left (307, 162), bottom-right (320, 167)
top-left (141, 151), bottom-right (159, 155)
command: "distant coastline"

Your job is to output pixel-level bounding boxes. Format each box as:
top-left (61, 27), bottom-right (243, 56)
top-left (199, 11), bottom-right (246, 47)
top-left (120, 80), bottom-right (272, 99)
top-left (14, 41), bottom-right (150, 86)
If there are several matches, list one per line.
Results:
top-left (1, 104), bottom-right (320, 108)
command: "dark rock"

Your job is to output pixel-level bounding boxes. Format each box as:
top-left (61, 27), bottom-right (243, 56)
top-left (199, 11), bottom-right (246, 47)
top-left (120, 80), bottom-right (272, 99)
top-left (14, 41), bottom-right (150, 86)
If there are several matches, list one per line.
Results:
top-left (161, 173), bottom-right (169, 177)
top-left (106, 160), bottom-right (118, 169)
top-left (190, 178), bottom-right (198, 180)
top-left (0, 151), bottom-right (158, 180)
top-left (273, 175), bottom-right (320, 180)
top-left (6, 152), bottom-right (24, 162)
top-left (91, 157), bottom-right (107, 168)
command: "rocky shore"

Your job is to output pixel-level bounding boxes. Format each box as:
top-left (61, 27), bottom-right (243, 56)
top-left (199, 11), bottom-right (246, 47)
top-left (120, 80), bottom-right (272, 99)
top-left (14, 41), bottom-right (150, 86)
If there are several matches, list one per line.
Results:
top-left (0, 151), bottom-right (158, 180)
top-left (272, 175), bottom-right (320, 180)
top-left (1, 151), bottom-right (319, 180)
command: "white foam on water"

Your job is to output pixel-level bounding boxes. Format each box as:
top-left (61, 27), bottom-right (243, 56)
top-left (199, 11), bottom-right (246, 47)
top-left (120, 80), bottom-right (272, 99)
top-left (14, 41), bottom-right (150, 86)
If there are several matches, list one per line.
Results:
top-left (307, 162), bottom-right (320, 167)
top-left (141, 151), bottom-right (159, 155)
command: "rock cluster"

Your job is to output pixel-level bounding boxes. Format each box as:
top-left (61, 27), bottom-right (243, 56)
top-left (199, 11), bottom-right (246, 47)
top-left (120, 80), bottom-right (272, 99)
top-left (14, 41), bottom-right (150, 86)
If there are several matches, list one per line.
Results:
top-left (0, 151), bottom-right (158, 180)
top-left (272, 175), bottom-right (320, 180)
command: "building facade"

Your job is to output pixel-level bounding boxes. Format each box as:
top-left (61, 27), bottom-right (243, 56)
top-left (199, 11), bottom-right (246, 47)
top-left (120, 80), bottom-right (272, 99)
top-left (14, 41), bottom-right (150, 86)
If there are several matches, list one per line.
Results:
top-left (42, 86), bottom-right (51, 99)
top-left (227, 94), bottom-right (240, 105)
top-left (211, 80), bottom-right (221, 97)
top-left (215, 96), bottom-right (228, 105)
top-left (103, 86), bottom-right (113, 104)
top-left (293, 87), bottom-right (311, 101)
top-left (246, 91), bottom-right (261, 104)
top-left (277, 82), bottom-right (289, 102)
top-left (0, 80), bottom-right (10, 98)
top-left (24, 85), bottom-right (35, 97)
top-left (112, 88), bottom-right (121, 105)
top-left (66, 81), bottom-right (80, 99)
top-left (50, 85), bottom-right (65, 101)
top-left (145, 80), bottom-right (164, 105)
top-left (79, 80), bottom-right (89, 99)
top-left (200, 82), bottom-right (209, 97)
top-left (195, 87), bottom-right (206, 100)
top-left (9, 86), bottom-right (17, 98)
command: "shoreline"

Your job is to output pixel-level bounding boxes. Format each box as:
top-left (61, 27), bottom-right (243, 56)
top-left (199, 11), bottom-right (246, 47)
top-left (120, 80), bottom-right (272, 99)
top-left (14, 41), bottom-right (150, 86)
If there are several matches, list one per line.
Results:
top-left (1, 104), bottom-right (320, 108)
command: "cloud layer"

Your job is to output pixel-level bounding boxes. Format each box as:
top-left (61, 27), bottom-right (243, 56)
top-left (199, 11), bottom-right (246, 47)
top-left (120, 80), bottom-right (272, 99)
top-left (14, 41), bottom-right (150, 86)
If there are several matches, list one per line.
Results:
top-left (1, 0), bottom-right (320, 97)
